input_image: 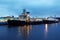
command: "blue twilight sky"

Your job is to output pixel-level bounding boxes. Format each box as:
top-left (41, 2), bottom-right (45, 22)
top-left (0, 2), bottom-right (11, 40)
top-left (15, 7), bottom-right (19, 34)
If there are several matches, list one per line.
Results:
top-left (0, 0), bottom-right (60, 17)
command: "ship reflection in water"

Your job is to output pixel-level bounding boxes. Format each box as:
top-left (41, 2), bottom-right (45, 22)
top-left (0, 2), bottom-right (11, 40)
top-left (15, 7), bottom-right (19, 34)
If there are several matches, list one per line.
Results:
top-left (18, 24), bottom-right (49, 40)
top-left (18, 25), bottom-right (32, 40)
top-left (0, 23), bottom-right (60, 40)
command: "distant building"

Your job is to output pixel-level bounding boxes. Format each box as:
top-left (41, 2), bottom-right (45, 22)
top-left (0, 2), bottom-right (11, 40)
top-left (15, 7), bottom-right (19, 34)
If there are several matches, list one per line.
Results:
top-left (0, 16), bottom-right (14, 22)
top-left (4, 16), bottom-right (14, 20)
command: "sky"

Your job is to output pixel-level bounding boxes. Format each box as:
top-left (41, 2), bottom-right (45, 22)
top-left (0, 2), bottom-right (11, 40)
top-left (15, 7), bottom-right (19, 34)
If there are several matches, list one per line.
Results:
top-left (0, 0), bottom-right (60, 17)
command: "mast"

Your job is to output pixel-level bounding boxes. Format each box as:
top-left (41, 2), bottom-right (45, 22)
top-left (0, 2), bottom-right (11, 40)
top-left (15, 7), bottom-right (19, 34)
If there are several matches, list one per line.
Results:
top-left (23, 9), bottom-right (26, 14)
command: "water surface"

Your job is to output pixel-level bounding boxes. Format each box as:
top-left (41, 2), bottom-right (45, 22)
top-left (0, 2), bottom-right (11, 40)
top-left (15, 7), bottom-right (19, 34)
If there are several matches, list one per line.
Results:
top-left (0, 23), bottom-right (60, 40)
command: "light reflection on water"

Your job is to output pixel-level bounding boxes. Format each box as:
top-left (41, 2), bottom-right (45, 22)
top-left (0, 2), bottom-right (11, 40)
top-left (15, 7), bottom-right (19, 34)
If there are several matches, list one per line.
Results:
top-left (18, 25), bottom-right (32, 40)
top-left (44, 24), bottom-right (48, 39)
top-left (0, 23), bottom-right (60, 40)
top-left (45, 24), bottom-right (48, 32)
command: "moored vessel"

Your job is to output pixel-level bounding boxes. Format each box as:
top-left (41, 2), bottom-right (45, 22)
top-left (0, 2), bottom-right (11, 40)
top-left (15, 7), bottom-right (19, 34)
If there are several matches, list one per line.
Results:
top-left (7, 9), bottom-right (59, 26)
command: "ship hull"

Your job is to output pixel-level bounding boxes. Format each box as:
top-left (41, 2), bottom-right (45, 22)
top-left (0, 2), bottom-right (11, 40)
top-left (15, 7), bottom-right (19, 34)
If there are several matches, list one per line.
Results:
top-left (7, 20), bottom-right (59, 26)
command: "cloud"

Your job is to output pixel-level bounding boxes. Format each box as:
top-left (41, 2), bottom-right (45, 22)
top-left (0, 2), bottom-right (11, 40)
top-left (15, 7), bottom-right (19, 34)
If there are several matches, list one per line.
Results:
top-left (26, 0), bottom-right (54, 7)
top-left (18, 0), bottom-right (59, 7)
top-left (0, 0), bottom-right (60, 17)
top-left (0, 0), bottom-right (21, 17)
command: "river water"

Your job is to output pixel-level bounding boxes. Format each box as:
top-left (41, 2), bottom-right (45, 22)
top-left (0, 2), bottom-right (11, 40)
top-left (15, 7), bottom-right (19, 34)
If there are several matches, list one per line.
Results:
top-left (0, 23), bottom-right (60, 40)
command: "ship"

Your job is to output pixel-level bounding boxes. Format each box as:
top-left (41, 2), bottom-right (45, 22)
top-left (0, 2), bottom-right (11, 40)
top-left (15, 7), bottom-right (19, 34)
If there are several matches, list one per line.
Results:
top-left (7, 9), bottom-right (59, 26)
top-left (54, 17), bottom-right (60, 21)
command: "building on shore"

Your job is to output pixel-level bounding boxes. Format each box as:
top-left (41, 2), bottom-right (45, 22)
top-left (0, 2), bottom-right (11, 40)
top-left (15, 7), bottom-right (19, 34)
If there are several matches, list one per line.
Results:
top-left (0, 16), bottom-right (14, 22)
